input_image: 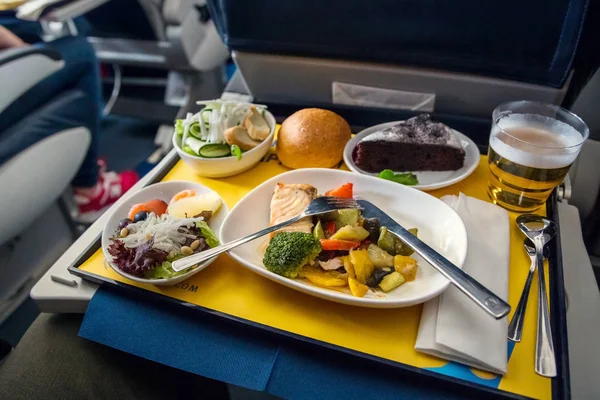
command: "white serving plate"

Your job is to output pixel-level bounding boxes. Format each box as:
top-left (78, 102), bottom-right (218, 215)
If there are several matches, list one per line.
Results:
top-left (343, 121), bottom-right (480, 191)
top-left (220, 169), bottom-right (467, 308)
top-left (102, 181), bottom-right (228, 286)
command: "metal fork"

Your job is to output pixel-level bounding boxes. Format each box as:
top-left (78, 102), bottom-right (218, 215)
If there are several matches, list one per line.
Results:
top-left (171, 196), bottom-right (361, 272)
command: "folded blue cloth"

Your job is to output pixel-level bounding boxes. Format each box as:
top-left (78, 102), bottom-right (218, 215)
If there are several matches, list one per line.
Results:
top-left (80, 287), bottom-right (477, 399)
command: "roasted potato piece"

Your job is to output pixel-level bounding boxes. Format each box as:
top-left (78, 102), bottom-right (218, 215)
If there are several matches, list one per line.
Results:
top-left (367, 244), bottom-right (394, 268)
top-left (348, 277), bottom-right (369, 297)
top-left (379, 271), bottom-right (405, 292)
top-left (342, 255), bottom-right (356, 279)
top-left (330, 225), bottom-right (370, 241)
top-left (349, 249), bottom-right (374, 285)
top-left (300, 267), bottom-right (348, 287)
top-left (394, 255), bottom-right (418, 282)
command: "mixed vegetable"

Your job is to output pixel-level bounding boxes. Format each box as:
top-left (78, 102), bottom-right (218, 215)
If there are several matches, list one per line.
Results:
top-left (263, 183), bottom-right (419, 297)
top-left (174, 100), bottom-right (270, 159)
top-left (108, 190), bottom-right (221, 279)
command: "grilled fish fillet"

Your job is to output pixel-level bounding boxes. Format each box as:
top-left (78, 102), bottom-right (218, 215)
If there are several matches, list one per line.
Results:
top-left (269, 183), bottom-right (317, 236)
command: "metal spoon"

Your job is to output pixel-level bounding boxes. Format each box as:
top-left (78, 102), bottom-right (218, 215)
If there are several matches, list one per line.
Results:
top-left (508, 238), bottom-right (550, 342)
top-left (516, 215), bottom-right (558, 377)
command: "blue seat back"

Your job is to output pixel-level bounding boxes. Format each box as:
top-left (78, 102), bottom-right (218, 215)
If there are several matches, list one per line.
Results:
top-left (207, 0), bottom-right (589, 88)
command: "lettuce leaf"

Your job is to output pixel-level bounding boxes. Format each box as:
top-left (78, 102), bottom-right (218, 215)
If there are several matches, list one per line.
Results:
top-left (143, 258), bottom-right (191, 279)
top-left (108, 238), bottom-right (168, 277)
top-left (174, 119), bottom-right (184, 136)
top-left (195, 221), bottom-right (219, 248)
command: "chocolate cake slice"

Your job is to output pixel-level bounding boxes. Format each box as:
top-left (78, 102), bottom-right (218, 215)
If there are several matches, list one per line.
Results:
top-left (353, 114), bottom-right (466, 173)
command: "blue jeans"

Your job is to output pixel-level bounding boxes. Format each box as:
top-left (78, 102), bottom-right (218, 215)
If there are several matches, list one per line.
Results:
top-left (0, 11), bottom-right (91, 42)
top-left (0, 35), bottom-right (102, 187)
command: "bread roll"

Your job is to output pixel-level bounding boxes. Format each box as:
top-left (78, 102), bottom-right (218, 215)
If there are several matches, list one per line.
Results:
top-left (277, 108), bottom-right (351, 169)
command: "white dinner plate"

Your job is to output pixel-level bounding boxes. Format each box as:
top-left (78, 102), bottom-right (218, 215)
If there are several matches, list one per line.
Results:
top-left (102, 181), bottom-right (228, 286)
top-left (220, 169), bottom-right (468, 308)
top-left (343, 121), bottom-right (480, 191)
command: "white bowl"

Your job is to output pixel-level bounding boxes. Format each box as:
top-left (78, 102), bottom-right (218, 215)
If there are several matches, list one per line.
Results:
top-left (173, 110), bottom-right (276, 178)
top-left (220, 169), bottom-right (468, 308)
top-left (102, 181), bottom-right (228, 286)
top-left (343, 121), bottom-right (480, 191)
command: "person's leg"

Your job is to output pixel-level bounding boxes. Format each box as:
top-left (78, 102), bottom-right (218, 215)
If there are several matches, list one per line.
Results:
top-left (46, 37), bottom-right (102, 188)
top-left (0, 313), bottom-right (230, 400)
top-left (0, 11), bottom-right (42, 43)
top-left (0, 33), bottom-right (138, 219)
top-left (0, 36), bottom-right (103, 168)
top-left (0, 35), bottom-right (102, 188)
top-left (0, 89), bottom-right (138, 220)
top-left (0, 90), bottom-right (96, 168)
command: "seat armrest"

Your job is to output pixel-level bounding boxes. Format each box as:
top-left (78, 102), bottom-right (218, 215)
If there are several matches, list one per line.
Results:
top-left (0, 47), bottom-right (64, 114)
top-left (0, 46), bottom-right (61, 66)
top-left (162, 0), bottom-right (197, 25)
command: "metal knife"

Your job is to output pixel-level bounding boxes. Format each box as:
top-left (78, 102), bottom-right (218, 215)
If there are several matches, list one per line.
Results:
top-left (358, 200), bottom-right (510, 319)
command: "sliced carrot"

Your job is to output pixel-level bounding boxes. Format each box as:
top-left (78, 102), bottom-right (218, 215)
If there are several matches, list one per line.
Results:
top-left (320, 239), bottom-right (361, 251)
top-left (144, 199), bottom-right (168, 216)
top-left (128, 203), bottom-right (148, 220)
top-left (170, 189), bottom-right (196, 205)
top-left (324, 183), bottom-right (353, 198)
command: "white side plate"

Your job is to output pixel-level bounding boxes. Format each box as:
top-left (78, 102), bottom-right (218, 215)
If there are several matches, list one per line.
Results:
top-left (220, 169), bottom-right (467, 308)
top-left (343, 121), bottom-right (481, 191)
top-left (102, 181), bottom-right (228, 286)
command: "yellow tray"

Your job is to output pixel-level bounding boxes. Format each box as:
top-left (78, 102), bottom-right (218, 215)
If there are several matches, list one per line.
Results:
top-left (77, 153), bottom-right (552, 399)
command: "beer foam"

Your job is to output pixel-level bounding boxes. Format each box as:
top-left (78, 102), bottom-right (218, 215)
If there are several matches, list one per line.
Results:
top-left (490, 114), bottom-right (583, 169)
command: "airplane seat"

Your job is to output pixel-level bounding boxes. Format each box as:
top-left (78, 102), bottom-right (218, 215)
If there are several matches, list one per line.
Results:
top-left (15, 0), bottom-right (229, 71)
top-left (14, 0), bottom-right (229, 149)
top-left (0, 46), bottom-right (91, 317)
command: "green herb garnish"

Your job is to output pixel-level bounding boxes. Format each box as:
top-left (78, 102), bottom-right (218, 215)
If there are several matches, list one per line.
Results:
top-left (377, 169), bottom-right (419, 186)
top-left (231, 144), bottom-right (242, 161)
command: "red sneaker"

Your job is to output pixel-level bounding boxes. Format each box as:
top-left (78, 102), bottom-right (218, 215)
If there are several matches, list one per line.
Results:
top-left (74, 170), bottom-right (139, 223)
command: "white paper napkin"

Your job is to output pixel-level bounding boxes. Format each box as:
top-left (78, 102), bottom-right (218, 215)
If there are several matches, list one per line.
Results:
top-left (415, 193), bottom-right (510, 374)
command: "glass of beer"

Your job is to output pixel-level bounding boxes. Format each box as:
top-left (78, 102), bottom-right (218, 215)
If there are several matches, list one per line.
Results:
top-left (488, 101), bottom-right (588, 212)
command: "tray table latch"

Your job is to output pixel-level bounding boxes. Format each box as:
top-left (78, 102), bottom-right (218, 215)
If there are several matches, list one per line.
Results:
top-left (558, 175), bottom-right (572, 202)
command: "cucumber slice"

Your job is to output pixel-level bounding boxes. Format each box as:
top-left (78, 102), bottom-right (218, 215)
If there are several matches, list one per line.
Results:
top-left (189, 122), bottom-right (202, 138)
top-left (198, 143), bottom-right (231, 158)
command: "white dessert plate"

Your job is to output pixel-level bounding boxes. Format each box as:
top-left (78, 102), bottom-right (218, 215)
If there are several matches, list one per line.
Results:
top-left (102, 181), bottom-right (228, 286)
top-left (220, 168), bottom-right (468, 308)
top-left (343, 121), bottom-right (480, 191)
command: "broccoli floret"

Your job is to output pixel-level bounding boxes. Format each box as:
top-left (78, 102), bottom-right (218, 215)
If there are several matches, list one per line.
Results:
top-left (263, 232), bottom-right (322, 278)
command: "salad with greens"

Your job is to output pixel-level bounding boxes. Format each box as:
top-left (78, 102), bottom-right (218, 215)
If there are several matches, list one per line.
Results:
top-left (107, 189), bottom-right (221, 280)
top-left (174, 100), bottom-right (271, 159)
